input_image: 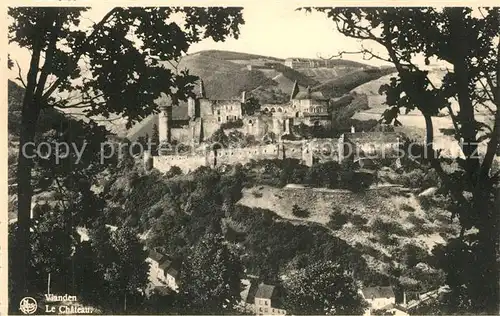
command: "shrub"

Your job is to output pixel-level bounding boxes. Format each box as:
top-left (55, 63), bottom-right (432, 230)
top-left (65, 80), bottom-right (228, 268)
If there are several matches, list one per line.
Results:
top-left (394, 243), bottom-right (430, 268)
top-left (407, 214), bottom-right (426, 227)
top-left (401, 204), bottom-right (416, 212)
top-left (417, 195), bottom-right (433, 211)
top-left (252, 190), bottom-right (263, 198)
top-left (349, 214), bottom-right (368, 227)
top-left (292, 204), bottom-right (310, 218)
top-left (372, 218), bottom-right (412, 237)
top-left (328, 210), bottom-right (349, 230)
top-left (379, 232), bottom-right (399, 246)
top-left (166, 166), bottom-right (183, 178)
top-left (220, 118), bottom-right (244, 129)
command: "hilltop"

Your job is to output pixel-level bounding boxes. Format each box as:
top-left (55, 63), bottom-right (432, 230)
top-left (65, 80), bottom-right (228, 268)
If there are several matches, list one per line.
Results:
top-left (194, 49), bottom-right (284, 62)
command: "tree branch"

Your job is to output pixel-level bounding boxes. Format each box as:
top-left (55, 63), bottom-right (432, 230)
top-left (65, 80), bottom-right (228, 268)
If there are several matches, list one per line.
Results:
top-left (15, 60), bottom-right (27, 88)
top-left (34, 12), bottom-right (62, 105)
top-left (41, 7), bottom-right (120, 102)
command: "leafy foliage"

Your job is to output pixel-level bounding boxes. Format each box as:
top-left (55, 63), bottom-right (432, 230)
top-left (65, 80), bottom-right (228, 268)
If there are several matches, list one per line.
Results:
top-left (304, 8), bottom-right (499, 312)
top-left (282, 260), bottom-right (368, 315)
top-left (9, 6), bottom-right (244, 308)
top-left (178, 232), bottom-right (243, 313)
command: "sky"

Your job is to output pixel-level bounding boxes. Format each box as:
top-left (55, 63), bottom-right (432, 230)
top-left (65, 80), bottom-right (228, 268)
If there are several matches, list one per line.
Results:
top-left (7, 5), bottom-right (393, 81)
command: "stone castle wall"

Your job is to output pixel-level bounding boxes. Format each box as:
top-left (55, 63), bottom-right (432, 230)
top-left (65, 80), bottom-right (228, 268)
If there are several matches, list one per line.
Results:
top-left (152, 154), bottom-right (208, 173)
top-left (148, 134), bottom-right (399, 174)
top-left (150, 141), bottom-right (315, 173)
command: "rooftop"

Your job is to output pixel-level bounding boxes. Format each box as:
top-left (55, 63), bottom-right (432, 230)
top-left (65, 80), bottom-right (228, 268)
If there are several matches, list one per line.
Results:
top-left (255, 283), bottom-right (276, 299)
top-left (293, 90), bottom-right (328, 101)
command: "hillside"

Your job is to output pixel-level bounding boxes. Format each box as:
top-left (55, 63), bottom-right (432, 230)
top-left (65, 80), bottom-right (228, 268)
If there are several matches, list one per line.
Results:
top-left (312, 67), bottom-right (397, 99)
top-left (237, 182), bottom-right (457, 294)
top-left (350, 67), bottom-right (497, 158)
top-left (195, 49), bottom-right (284, 62)
top-left (163, 54), bottom-right (277, 100)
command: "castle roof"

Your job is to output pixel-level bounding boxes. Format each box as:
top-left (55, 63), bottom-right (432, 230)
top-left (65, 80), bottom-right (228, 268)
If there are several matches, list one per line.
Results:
top-left (293, 90), bottom-right (328, 100)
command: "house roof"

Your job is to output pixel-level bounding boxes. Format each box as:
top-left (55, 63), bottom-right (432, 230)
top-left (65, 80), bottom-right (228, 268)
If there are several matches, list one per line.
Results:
top-left (362, 286), bottom-right (395, 299)
top-left (255, 284), bottom-right (275, 299)
top-left (345, 132), bottom-right (401, 144)
top-left (148, 250), bottom-right (166, 263)
top-left (159, 258), bottom-right (173, 270)
top-left (167, 267), bottom-right (179, 278)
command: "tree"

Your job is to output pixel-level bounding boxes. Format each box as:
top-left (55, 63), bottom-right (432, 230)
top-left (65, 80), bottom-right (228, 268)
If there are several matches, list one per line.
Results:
top-left (241, 96), bottom-right (261, 115)
top-left (282, 260), bottom-right (367, 315)
top-left (9, 6), bottom-right (244, 302)
top-left (178, 232), bottom-right (243, 313)
top-left (305, 7), bottom-right (499, 313)
top-left (107, 227), bottom-right (150, 312)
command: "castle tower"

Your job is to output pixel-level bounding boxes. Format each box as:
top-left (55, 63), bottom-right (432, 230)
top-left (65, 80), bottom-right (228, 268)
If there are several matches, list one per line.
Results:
top-left (199, 79), bottom-right (206, 99)
top-left (338, 134), bottom-right (345, 163)
top-left (290, 80), bottom-right (299, 100)
top-left (284, 118), bottom-right (293, 135)
top-left (272, 113), bottom-right (284, 138)
top-left (158, 104), bottom-right (172, 145)
top-left (241, 91), bottom-right (247, 104)
top-left (302, 141), bottom-right (313, 166)
top-left (188, 97), bottom-right (196, 119)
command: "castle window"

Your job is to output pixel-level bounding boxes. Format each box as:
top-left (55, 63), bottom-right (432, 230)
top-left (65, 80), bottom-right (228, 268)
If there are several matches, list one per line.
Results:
top-left (218, 117), bottom-right (221, 122)
top-left (217, 110), bottom-right (220, 115)
top-left (249, 120), bottom-right (253, 124)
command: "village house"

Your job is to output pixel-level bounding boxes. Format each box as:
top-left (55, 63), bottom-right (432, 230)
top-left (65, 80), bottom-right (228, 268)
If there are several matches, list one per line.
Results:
top-left (146, 250), bottom-right (181, 293)
top-left (361, 286), bottom-right (409, 316)
top-left (254, 283), bottom-right (286, 315)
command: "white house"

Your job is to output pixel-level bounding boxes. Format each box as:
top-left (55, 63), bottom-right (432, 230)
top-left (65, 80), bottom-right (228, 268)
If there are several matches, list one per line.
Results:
top-left (146, 250), bottom-right (181, 292)
top-left (361, 286), bottom-right (409, 316)
top-left (254, 283), bottom-right (286, 315)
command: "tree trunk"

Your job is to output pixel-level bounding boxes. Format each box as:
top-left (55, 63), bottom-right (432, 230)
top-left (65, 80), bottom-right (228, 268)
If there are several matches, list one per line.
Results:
top-left (14, 103), bottom-right (41, 302)
top-left (449, 8), bottom-right (480, 181)
top-left (13, 34), bottom-right (43, 303)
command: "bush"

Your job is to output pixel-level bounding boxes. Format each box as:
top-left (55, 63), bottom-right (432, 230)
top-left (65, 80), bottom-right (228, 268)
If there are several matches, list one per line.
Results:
top-left (252, 190), bottom-right (263, 198)
top-left (292, 204), bottom-right (310, 218)
top-left (417, 195), bottom-right (433, 211)
top-left (349, 214), bottom-right (368, 227)
top-left (372, 218), bottom-right (412, 237)
top-left (220, 118), bottom-right (244, 129)
top-left (394, 243), bottom-right (430, 268)
top-left (379, 232), bottom-right (399, 246)
top-left (328, 210), bottom-right (349, 230)
top-left (401, 204), bottom-right (416, 212)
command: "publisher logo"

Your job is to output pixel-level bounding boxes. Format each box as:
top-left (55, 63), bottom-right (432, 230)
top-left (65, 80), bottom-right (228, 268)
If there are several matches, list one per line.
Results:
top-left (19, 297), bottom-right (37, 315)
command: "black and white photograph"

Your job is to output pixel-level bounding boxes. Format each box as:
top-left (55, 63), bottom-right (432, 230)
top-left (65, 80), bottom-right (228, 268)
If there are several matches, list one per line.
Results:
top-left (5, 3), bottom-right (500, 315)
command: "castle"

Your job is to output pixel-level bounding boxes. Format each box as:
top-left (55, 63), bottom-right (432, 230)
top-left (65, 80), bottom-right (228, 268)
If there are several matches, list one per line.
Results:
top-left (129, 78), bottom-right (402, 174)
top-left (127, 79), bottom-right (331, 145)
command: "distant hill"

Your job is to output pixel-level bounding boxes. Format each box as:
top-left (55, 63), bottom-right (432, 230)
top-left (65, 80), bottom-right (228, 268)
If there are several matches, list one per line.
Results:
top-left (312, 67), bottom-right (397, 99)
top-left (194, 49), bottom-right (284, 62)
top-left (164, 54), bottom-right (277, 100)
